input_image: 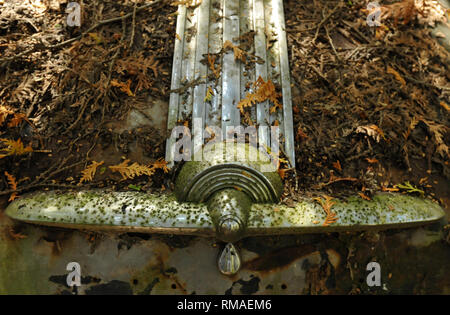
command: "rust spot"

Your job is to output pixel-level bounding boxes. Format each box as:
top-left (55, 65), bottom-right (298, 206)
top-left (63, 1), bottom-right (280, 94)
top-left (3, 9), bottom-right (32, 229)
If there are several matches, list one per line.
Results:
top-left (242, 244), bottom-right (316, 273)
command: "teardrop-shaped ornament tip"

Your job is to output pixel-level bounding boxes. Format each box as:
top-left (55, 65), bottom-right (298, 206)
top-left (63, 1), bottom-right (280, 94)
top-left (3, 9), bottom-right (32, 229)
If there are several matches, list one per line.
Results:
top-left (218, 243), bottom-right (241, 276)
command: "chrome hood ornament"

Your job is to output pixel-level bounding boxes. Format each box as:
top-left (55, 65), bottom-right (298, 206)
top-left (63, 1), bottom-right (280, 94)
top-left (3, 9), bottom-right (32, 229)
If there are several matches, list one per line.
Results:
top-left (5, 0), bottom-right (446, 276)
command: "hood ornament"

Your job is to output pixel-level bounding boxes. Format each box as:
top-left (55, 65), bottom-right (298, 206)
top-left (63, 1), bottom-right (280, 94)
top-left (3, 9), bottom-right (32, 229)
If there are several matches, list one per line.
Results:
top-left (4, 0), bottom-right (446, 275)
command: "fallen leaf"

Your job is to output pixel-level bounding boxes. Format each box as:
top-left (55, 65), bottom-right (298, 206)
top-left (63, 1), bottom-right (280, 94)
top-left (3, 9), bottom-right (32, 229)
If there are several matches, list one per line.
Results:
top-left (79, 161), bottom-right (104, 183)
top-left (387, 66), bottom-right (406, 86)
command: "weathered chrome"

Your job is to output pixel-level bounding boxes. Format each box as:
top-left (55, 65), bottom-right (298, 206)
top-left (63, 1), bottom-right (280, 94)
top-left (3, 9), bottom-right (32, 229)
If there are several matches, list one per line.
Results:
top-left (175, 142), bottom-right (283, 202)
top-left (207, 189), bottom-right (252, 242)
top-left (218, 243), bottom-right (241, 275)
top-left (165, 0), bottom-right (296, 167)
top-left (5, 191), bottom-right (446, 235)
top-left (174, 142), bottom-right (283, 246)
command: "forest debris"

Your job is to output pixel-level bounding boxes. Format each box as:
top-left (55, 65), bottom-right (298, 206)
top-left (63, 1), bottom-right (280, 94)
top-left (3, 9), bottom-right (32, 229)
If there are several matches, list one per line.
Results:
top-left (403, 116), bottom-right (420, 140)
top-left (207, 54), bottom-right (221, 79)
top-left (204, 86), bottom-right (214, 102)
top-left (380, 0), bottom-right (446, 27)
top-left (0, 0), bottom-right (165, 63)
top-left (387, 66), bottom-right (406, 86)
top-left (366, 158), bottom-right (379, 164)
top-left (79, 161), bottom-right (104, 184)
top-left (115, 53), bottom-right (161, 92)
top-left (0, 138), bottom-right (33, 159)
top-left (381, 0), bottom-right (418, 26)
top-left (7, 227), bottom-right (27, 240)
top-left (0, 0), bottom-right (448, 205)
top-left (237, 76), bottom-right (282, 114)
top-left (109, 158), bottom-right (169, 180)
top-left (223, 40), bottom-right (246, 63)
top-left (420, 119), bottom-right (448, 157)
top-left (111, 79), bottom-right (135, 96)
top-left (355, 125), bottom-right (386, 143)
top-left (396, 181), bottom-right (425, 196)
top-left (359, 192), bottom-right (371, 201)
top-left (332, 160), bottom-right (342, 172)
top-left (152, 158), bottom-right (169, 173)
top-left (314, 195), bottom-right (338, 226)
top-left (0, 105), bottom-right (14, 126)
top-left (314, 175), bottom-right (358, 189)
top-left (4, 171), bottom-right (18, 201)
top-left (171, 0), bottom-right (202, 8)
top-left (109, 160), bottom-right (156, 180)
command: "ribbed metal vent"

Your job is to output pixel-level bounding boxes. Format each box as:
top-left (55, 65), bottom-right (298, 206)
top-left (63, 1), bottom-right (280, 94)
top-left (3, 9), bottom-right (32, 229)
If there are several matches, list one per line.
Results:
top-left (166, 0), bottom-right (295, 167)
top-left (175, 163), bottom-right (280, 203)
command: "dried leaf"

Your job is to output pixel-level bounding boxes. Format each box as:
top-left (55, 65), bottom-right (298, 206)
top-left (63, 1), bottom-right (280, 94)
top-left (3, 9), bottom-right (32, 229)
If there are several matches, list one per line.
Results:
top-left (224, 40), bottom-right (246, 63)
top-left (387, 66), bottom-right (406, 86)
top-left (332, 160), bottom-right (342, 172)
top-left (277, 168), bottom-right (289, 179)
top-left (403, 116), bottom-right (419, 140)
top-left (7, 113), bottom-right (30, 128)
top-left (382, 186), bottom-right (400, 192)
top-left (88, 32), bottom-right (103, 44)
top-left (366, 157), bottom-right (379, 164)
top-left (237, 76), bottom-right (282, 114)
top-left (115, 53), bottom-right (161, 92)
top-left (79, 161), bottom-right (104, 183)
top-left (296, 128), bottom-right (309, 142)
top-left (4, 171), bottom-right (18, 201)
top-left (109, 159), bottom-right (156, 180)
top-left (204, 87), bottom-right (214, 102)
top-left (0, 105), bottom-right (13, 126)
top-left (355, 124), bottom-right (386, 142)
top-left (207, 54), bottom-right (221, 79)
top-left (152, 158), bottom-right (169, 173)
top-left (381, 0), bottom-right (418, 26)
top-left (0, 138), bottom-right (33, 159)
top-left (440, 101), bottom-right (450, 112)
top-left (111, 79), bottom-right (135, 96)
top-left (314, 195), bottom-right (338, 226)
top-left (358, 192), bottom-right (371, 200)
top-left (421, 119), bottom-right (448, 157)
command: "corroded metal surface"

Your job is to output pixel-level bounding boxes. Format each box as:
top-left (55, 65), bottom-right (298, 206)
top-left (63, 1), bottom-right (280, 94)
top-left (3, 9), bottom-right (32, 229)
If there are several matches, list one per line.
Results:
top-left (5, 191), bottom-right (445, 235)
top-left (0, 213), bottom-right (448, 294)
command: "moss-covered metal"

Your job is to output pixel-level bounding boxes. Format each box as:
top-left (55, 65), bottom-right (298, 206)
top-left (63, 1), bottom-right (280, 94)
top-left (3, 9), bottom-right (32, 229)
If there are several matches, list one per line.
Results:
top-left (5, 191), bottom-right (445, 235)
top-left (207, 188), bottom-right (253, 242)
top-left (174, 142), bottom-right (284, 203)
